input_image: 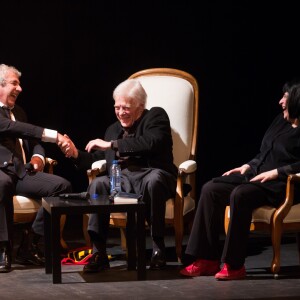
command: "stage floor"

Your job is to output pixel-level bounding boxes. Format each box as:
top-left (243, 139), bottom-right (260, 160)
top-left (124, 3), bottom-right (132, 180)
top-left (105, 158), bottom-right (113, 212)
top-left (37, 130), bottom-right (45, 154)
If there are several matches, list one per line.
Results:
top-left (3, 221), bottom-right (300, 300)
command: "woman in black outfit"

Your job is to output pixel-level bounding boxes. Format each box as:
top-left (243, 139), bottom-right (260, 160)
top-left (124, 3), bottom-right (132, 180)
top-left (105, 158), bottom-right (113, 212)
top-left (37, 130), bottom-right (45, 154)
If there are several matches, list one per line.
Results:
top-left (181, 79), bottom-right (300, 280)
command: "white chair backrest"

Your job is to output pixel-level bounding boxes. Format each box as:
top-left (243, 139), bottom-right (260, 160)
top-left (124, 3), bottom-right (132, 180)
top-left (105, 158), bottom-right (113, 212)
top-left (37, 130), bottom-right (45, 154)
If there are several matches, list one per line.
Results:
top-left (135, 75), bottom-right (196, 167)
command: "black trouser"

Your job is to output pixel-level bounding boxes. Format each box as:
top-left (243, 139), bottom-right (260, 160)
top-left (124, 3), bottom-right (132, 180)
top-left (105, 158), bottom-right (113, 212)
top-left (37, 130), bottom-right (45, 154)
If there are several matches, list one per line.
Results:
top-left (0, 169), bottom-right (72, 243)
top-left (185, 179), bottom-right (280, 269)
top-left (87, 167), bottom-right (176, 248)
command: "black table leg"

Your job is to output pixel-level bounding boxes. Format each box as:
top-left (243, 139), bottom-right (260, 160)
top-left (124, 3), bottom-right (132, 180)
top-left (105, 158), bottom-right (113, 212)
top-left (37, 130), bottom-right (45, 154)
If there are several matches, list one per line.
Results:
top-left (136, 205), bottom-right (146, 280)
top-left (52, 211), bottom-right (62, 284)
top-left (43, 207), bottom-right (52, 274)
top-left (126, 211), bottom-right (136, 270)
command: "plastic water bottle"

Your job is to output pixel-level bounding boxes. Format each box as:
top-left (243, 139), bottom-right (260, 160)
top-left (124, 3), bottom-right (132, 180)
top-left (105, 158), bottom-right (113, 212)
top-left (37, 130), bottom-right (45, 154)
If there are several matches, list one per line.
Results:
top-left (110, 160), bottom-right (121, 194)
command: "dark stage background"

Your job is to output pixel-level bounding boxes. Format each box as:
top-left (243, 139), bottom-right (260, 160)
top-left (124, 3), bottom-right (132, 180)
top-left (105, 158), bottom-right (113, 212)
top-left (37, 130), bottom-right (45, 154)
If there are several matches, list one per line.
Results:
top-left (1, 1), bottom-right (300, 198)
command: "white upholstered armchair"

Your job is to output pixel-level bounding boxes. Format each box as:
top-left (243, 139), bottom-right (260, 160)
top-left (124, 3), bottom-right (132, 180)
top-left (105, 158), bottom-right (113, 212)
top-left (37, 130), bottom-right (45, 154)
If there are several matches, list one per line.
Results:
top-left (84, 68), bottom-right (199, 262)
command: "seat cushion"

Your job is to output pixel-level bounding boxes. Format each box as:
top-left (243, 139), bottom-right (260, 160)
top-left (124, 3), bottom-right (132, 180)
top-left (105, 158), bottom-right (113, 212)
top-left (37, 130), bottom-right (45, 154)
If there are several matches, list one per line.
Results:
top-left (226, 205), bottom-right (275, 225)
top-left (110, 196), bottom-right (195, 220)
top-left (251, 206), bottom-right (276, 224)
top-left (13, 195), bottom-right (41, 214)
top-left (165, 196), bottom-right (195, 219)
top-left (13, 195), bottom-right (40, 223)
top-left (282, 203), bottom-right (300, 223)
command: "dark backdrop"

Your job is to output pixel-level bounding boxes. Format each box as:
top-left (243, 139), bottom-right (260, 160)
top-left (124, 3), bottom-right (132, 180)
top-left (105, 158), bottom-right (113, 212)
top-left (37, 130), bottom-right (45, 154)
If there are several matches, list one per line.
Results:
top-left (1, 1), bottom-right (300, 198)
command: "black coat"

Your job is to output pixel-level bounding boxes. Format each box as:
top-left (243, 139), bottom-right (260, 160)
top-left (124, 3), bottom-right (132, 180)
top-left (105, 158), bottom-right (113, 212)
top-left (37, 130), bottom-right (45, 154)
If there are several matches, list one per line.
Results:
top-left (0, 104), bottom-right (44, 177)
top-left (74, 107), bottom-right (178, 178)
top-left (213, 113), bottom-right (300, 206)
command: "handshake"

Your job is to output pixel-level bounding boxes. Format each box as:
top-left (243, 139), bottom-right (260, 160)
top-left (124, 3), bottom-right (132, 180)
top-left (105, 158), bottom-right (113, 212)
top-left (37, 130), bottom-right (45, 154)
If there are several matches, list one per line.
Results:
top-left (57, 133), bottom-right (115, 158)
top-left (57, 133), bottom-right (79, 159)
top-left (57, 133), bottom-right (114, 159)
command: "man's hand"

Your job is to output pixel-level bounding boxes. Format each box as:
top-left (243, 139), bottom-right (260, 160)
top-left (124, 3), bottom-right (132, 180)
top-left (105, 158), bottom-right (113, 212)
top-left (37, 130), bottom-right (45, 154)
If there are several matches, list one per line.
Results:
top-left (58, 133), bottom-right (78, 158)
top-left (57, 133), bottom-right (69, 145)
top-left (222, 164), bottom-right (250, 176)
top-left (30, 156), bottom-right (44, 172)
top-left (250, 169), bottom-right (278, 183)
top-left (85, 138), bottom-right (111, 152)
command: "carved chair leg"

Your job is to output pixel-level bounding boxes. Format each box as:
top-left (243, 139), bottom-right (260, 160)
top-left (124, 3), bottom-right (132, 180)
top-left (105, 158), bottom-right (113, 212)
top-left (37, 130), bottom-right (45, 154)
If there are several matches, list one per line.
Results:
top-left (83, 214), bottom-right (91, 247)
top-left (60, 214), bottom-right (68, 249)
top-left (271, 222), bottom-right (283, 275)
top-left (296, 232), bottom-right (300, 265)
top-left (120, 228), bottom-right (127, 251)
top-left (174, 220), bottom-right (184, 263)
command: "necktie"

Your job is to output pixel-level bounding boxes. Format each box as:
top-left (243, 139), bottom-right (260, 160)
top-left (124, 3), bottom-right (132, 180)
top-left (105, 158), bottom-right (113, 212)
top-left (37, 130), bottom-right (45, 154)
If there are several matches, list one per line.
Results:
top-left (3, 107), bottom-right (26, 163)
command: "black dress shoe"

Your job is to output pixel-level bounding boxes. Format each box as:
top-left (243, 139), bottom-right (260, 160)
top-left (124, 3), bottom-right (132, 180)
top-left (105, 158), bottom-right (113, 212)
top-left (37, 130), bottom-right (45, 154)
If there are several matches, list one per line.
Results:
top-left (15, 229), bottom-right (45, 266)
top-left (149, 250), bottom-right (166, 270)
top-left (83, 252), bottom-right (110, 273)
top-left (15, 244), bottom-right (45, 266)
top-left (0, 245), bottom-right (12, 273)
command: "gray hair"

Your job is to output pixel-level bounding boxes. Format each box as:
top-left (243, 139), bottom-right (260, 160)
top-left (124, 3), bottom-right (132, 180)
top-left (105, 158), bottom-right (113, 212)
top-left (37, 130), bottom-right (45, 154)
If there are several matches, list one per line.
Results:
top-left (0, 64), bottom-right (22, 86)
top-left (113, 78), bottom-right (147, 107)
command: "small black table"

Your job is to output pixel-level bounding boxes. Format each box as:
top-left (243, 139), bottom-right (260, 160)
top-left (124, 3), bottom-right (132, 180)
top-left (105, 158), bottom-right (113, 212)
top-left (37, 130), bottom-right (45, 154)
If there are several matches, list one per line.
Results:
top-left (42, 196), bottom-right (146, 284)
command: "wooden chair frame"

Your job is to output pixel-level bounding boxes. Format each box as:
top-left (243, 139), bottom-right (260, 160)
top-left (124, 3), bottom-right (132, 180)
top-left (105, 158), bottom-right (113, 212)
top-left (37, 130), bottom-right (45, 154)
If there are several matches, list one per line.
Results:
top-left (84, 68), bottom-right (199, 262)
top-left (224, 174), bottom-right (300, 278)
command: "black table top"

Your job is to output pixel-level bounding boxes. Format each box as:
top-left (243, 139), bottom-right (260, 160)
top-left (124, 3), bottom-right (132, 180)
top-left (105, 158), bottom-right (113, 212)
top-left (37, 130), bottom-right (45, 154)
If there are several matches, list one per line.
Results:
top-left (42, 196), bottom-right (145, 214)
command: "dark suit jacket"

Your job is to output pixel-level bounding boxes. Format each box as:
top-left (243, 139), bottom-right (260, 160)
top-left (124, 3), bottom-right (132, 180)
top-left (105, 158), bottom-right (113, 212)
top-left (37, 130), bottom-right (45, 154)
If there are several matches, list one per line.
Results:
top-left (74, 107), bottom-right (178, 178)
top-left (0, 104), bottom-right (45, 177)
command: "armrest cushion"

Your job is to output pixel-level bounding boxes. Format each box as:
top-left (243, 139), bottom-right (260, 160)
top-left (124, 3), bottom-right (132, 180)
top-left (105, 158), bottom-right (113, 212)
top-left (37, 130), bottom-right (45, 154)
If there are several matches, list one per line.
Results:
top-left (178, 160), bottom-right (197, 174)
top-left (91, 160), bottom-right (107, 173)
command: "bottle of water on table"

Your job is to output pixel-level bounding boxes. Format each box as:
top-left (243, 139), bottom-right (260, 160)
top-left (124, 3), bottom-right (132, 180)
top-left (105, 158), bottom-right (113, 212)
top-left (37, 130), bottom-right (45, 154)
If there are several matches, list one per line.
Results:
top-left (110, 160), bottom-right (121, 195)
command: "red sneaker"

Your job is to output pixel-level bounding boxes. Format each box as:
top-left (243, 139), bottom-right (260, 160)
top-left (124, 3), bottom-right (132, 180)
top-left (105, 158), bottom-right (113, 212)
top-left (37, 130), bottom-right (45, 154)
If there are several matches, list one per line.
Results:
top-left (180, 259), bottom-right (220, 277)
top-left (214, 263), bottom-right (246, 280)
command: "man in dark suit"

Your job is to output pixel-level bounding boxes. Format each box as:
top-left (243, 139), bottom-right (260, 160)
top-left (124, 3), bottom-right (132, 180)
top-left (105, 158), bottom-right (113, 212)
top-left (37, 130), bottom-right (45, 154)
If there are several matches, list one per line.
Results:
top-left (0, 63), bottom-right (72, 273)
top-left (59, 78), bottom-right (177, 272)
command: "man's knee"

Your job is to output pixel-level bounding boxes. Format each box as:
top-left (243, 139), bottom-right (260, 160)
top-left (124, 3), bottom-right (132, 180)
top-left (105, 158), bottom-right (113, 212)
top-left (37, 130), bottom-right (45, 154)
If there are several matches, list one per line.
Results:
top-left (200, 180), bottom-right (216, 196)
top-left (0, 178), bottom-right (14, 202)
top-left (89, 176), bottom-right (109, 194)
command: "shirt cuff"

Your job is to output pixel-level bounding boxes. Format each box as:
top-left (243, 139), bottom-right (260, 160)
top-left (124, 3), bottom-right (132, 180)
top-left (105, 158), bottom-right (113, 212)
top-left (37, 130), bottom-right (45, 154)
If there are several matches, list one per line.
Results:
top-left (42, 129), bottom-right (58, 143)
top-left (111, 140), bottom-right (118, 150)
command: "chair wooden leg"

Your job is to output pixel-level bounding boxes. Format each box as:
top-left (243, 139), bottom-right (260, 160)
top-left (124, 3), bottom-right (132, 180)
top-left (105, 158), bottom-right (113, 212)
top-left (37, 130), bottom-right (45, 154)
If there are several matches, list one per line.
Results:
top-left (174, 220), bottom-right (183, 263)
top-left (60, 214), bottom-right (68, 249)
top-left (271, 220), bottom-right (283, 276)
top-left (296, 232), bottom-right (300, 265)
top-left (82, 214), bottom-right (91, 247)
top-left (120, 228), bottom-right (127, 251)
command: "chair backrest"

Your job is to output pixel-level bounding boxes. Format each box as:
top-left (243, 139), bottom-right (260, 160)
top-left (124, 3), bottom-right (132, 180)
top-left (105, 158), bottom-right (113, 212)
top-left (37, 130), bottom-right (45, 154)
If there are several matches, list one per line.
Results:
top-left (129, 68), bottom-right (199, 167)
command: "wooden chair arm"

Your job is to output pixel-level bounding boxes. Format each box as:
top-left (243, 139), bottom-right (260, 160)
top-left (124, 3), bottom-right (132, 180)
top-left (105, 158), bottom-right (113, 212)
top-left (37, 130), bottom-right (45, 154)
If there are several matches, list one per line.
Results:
top-left (87, 159), bottom-right (107, 184)
top-left (273, 174), bottom-right (299, 223)
top-left (174, 166), bottom-right (197, 221)
top-left (177, 160), bottom-right (197, 199)
top-left (87, 168), bottom-right (102, 185)
top-left (44, 157), bottom-right (58, 174)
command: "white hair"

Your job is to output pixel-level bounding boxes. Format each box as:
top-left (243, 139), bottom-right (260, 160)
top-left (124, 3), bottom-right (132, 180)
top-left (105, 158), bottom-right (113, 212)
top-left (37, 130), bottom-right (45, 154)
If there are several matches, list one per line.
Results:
top-left (0, 64), bottom-right (21, 86)
top-left (113, 78), bottom-right (147, 107)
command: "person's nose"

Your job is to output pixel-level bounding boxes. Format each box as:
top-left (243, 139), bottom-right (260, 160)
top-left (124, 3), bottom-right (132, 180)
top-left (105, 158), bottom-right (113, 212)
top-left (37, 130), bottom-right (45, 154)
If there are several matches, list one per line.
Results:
top-left (279, 97), bottom-right (284, 105)
top-left (119, 107), bottom-right (128, 114)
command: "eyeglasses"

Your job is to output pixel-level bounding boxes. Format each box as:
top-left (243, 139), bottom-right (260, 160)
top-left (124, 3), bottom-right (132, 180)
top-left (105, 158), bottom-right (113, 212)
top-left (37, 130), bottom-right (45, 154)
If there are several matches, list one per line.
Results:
top-left (114, 105), bottom-right (132, 112)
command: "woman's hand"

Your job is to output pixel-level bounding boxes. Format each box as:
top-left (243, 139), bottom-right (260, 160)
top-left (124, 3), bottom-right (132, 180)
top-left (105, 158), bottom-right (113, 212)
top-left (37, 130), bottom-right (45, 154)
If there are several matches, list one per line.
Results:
top-left (250, 169), bottom-right (278, 183)
top-left (222, 164), bottom-right (250, 176)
